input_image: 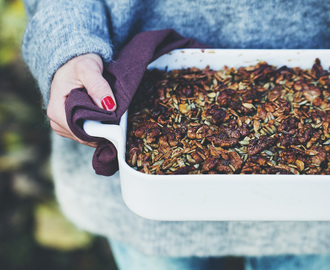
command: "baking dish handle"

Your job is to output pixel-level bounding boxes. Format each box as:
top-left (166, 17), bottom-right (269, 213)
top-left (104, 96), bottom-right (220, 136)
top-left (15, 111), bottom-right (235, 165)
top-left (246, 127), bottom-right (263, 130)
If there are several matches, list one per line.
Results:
top-left (83, 120), bottom-right (123, 151)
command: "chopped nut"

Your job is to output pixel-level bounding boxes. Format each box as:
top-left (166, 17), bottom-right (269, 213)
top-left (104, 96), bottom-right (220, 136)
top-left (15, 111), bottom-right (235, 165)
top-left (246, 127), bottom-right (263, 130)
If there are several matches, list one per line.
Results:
top-left (296, 159), bottom-right (305, 172)
top-left (179, 103), bottom-right (190, 114)
top-left (127, 59), bottom-right (330, 175)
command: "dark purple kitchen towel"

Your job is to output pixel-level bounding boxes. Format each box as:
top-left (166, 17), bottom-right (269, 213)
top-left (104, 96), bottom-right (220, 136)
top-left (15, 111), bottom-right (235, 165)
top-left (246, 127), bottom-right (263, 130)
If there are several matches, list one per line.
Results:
top-left (66, 29), bottom-right (208, 176)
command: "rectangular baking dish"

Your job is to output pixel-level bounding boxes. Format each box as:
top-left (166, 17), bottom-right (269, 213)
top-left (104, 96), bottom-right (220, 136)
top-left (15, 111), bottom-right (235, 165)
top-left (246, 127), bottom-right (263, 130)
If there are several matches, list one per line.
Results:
top-left (84, 49), bottom-right (330, 221)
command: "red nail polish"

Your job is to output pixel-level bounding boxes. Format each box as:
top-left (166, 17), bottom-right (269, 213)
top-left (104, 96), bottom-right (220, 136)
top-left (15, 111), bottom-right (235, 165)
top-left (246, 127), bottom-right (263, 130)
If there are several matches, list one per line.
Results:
top-left (101, 96), bottom-right (115, 111)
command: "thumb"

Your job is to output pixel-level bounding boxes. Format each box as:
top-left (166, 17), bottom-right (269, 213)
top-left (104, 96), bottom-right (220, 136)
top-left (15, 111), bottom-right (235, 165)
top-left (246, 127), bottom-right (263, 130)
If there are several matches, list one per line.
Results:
top-left (83, 71), bottom-right (117, 112)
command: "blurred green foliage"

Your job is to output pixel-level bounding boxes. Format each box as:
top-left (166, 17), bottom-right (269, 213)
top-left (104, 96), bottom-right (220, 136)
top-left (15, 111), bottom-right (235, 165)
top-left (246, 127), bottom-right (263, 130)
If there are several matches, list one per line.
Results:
top-left (34, 202), bottom-right (93, 251)
top-left (0, 1), bottom-right (118, 269)
top-left (0, 0), bottom-right (26, 65)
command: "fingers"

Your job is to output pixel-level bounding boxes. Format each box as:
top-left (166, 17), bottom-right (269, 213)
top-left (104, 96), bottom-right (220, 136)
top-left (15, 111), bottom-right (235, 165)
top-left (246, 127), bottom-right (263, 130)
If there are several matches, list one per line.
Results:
top-left (47, 92), bottom-right (70, 134)
top-left (48, 53), bottom-right (116, 146)
top-left (48, 86), bottom-right (97, 148)
top-left (80, 69), bottom-right (117, 112)
top-left (49, 120), bottom-right (97, 148)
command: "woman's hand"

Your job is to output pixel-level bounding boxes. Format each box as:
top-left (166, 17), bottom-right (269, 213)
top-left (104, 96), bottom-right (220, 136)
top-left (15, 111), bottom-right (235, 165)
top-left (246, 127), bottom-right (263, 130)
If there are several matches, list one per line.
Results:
top-left (47, 53), bottom-right (116, 147)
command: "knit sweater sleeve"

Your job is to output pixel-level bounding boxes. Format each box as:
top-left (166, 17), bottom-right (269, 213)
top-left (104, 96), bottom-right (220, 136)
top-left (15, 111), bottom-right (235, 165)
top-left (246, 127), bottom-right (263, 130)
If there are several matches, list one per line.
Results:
top-left (22, 0), bottom-right (113, 106)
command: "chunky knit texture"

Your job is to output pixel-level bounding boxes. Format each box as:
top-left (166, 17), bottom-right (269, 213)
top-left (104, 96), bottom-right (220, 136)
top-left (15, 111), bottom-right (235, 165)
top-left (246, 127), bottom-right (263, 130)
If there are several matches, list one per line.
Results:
top-left (22, 0), bottom-right (330, 257)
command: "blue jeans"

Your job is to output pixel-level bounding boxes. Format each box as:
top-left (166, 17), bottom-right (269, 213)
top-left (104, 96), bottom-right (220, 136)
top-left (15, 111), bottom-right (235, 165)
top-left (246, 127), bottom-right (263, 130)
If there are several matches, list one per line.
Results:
top-left (109, 239), bottom-right (330, 270)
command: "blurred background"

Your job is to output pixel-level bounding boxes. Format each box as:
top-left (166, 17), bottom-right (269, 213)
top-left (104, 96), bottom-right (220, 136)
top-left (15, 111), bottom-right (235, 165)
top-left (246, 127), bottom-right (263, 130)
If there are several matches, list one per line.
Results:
top-left (0, 0), bottom-right (117, 269)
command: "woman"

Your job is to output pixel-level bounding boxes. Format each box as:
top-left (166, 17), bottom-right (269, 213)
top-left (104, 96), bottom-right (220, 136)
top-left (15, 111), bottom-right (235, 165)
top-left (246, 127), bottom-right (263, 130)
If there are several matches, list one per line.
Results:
top-left (22, 0), bottom-right (330, 269)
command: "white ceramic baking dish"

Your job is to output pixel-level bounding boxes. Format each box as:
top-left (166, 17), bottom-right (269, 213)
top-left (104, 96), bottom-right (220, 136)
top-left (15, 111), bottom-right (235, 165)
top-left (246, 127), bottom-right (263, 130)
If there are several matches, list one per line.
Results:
top-left (84, 49), bottom-right (330, 221)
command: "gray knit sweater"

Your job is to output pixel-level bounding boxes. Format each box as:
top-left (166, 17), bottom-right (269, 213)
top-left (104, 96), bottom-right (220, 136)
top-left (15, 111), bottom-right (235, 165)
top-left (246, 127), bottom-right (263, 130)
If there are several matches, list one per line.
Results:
top-left (22, 0), bottom-right (330, 257)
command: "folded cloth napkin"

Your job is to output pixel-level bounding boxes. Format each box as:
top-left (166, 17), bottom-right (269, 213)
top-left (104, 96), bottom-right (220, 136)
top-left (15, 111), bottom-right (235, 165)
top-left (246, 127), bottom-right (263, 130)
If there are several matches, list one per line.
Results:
top-left (65, 29), bottom-right (208, 176)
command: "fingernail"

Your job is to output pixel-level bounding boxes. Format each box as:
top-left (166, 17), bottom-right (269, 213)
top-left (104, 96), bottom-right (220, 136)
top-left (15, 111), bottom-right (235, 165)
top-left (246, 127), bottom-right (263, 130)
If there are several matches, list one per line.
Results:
top-left (101, 96), bottom-right (115, 111)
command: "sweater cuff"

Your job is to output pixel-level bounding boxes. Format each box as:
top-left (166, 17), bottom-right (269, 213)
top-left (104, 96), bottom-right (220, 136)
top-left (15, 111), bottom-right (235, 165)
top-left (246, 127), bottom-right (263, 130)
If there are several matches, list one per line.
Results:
top-left (22, 0), bottom-right (112, 107)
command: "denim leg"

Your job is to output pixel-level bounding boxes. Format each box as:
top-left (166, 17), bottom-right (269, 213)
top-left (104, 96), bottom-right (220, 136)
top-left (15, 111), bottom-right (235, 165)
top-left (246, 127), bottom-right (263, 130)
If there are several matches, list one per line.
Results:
top-left (109, 239), bottom-right (225, 270)
top-left (245, 254), bottom-right (330, 270)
